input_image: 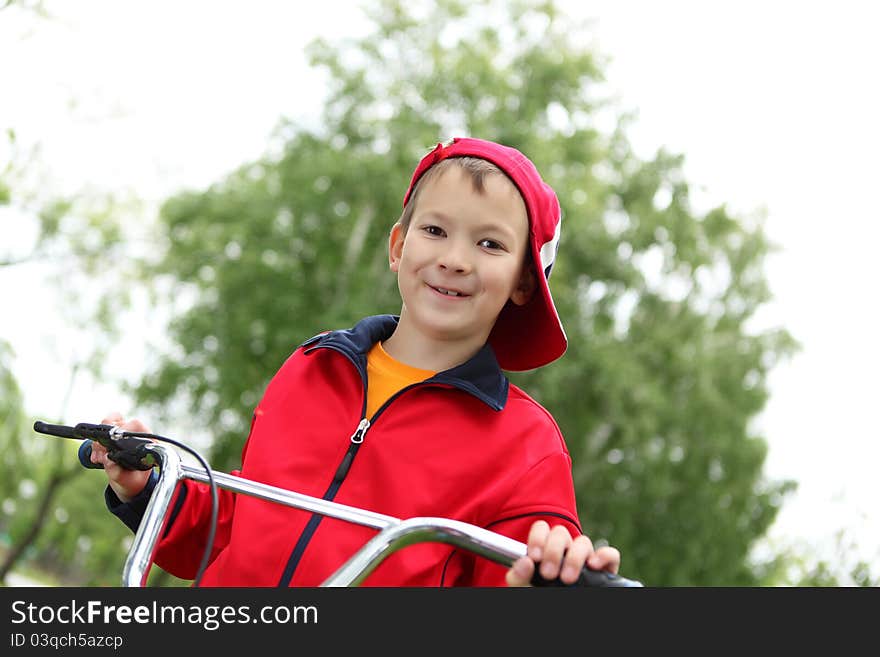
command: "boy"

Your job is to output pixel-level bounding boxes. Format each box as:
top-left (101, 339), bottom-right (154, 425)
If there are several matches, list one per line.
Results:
top-left (94, 137), bottom-right (621, 586)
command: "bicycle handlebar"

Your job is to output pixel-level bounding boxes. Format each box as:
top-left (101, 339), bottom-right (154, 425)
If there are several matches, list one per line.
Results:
top-left (34, 420), bottom-right (644, 588)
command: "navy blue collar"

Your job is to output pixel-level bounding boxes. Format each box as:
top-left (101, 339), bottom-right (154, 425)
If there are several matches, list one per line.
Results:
top-left (301, 314), bottom-right (509, 410)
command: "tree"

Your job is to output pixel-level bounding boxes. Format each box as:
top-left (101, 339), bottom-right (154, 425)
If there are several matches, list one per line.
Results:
top-left (0, 340), bottom-right (30, 510)
top-left (132, 0), bottom-right (798, 585)
top-left (0, 338), bottom-right (34, 585)
top-left (0, 6), bottom-right (139, 581)
top-left (0, 351), bottom-right (133, 586)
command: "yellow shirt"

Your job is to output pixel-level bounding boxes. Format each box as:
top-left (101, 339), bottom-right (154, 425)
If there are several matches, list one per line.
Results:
top-left (365, 342), bottom-right (436, 419)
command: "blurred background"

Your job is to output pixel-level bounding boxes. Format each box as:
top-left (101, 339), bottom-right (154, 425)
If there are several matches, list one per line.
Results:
top-left (1, 0), bottom-right (877, 586)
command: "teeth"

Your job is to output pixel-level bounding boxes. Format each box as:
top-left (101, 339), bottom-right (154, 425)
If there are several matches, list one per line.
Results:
top-left (436, 287), bottom-right (460, 296)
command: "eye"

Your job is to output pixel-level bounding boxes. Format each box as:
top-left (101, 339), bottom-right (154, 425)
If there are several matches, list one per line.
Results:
top-left (478, 238), bottom-right (504, 251)
top-left (422, 225), bottom-right (445, 237)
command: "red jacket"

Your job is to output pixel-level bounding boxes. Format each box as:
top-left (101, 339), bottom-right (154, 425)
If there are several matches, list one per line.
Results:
top-left (109, 315), bottom-right (582, 586)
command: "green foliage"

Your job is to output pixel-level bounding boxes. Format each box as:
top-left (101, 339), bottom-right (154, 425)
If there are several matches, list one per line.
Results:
top-left (0, 69), bottom-right (141, 584)
top-left (130, 0), bottom-right (799, 584)
top-left (6, 465), bottom-right (129, 586)
top-left (0, 341), bottom-right (125, 585)
top-left (1, 130), bottom-right (17, 208)
top-left (0, 340), bottom-right (30, 503)
top-left (757, 532), bottom-right (880, 587)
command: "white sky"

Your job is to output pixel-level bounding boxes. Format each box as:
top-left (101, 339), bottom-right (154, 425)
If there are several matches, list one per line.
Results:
top-left (1, 1), bottom-right (878, 575)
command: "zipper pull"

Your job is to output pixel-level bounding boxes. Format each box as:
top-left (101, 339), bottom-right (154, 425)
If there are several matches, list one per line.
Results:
top-left (349, 418), bottom-right (370, 444)
top-left (333, 419), bottom-right (371, 483)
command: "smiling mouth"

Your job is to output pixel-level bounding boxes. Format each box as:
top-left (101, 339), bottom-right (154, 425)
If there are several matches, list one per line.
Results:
top-left (428, 284), bottom-right (469, 298)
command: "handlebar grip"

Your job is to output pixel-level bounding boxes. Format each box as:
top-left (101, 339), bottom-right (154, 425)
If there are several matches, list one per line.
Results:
top-left (33, 420), bottom-right (156, 471)
top-left (73, 422), bottom-right (116, 443)
top-left (78, 440), bottom-right (104, 469)
top-left (531, 564), bottom-right (643, 588)
top-left (33, 421), bottom-right (78, 439)
top-left (34, 421), bottom-right (105, 469)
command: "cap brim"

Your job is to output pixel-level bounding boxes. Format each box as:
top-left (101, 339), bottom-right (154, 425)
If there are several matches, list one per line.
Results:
top-left (489, 268), bottom-right (567, 372)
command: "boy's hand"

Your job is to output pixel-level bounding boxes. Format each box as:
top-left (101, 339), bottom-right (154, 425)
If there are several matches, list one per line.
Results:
top-left (90, 412), bottom-right (153, 503)
top-left (505, 520), bottom-right (621, 587)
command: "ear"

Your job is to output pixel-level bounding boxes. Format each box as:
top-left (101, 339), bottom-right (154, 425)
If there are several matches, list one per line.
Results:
top-left (389, 222), bottom-right (405, 273)
top-left (510, 264), bottom-right (537, 306)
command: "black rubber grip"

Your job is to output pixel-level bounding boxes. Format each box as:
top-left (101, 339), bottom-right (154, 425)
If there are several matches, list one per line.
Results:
top-left (531, 564), bottom-right (643, 588)
top-left (33, 421), bottom-right (78, 440)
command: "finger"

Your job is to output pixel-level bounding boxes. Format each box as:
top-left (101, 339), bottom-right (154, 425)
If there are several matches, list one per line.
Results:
top-left (92, 446), bottom-right (114, 470)
top-left (526, 520), bottom-right (550, 562)
top-left (587, 545), bottom-right (621, 574)
top-left (121, 418), bottom-right (150, 434)
top-left (89, 444), bottom-right (101, 465)
top-left (505, 557), bottom-right (535, 587)
top-left (560, 535), bottom-right (592, 584)
top-left (89, 444), bottom-right (100, 465)
top-left (540, 525), bottom-right (577, 580)
top-left (101, 411), bottom-right (124, 425)
top-left (89, 440), bottom-right (108, 465)
top-left (100, 413), bottom-right (151, 436)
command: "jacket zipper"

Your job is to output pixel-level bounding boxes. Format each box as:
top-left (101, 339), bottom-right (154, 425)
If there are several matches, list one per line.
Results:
top-left (329, 377), bottom-right (431, 482)
top-left (277, 365), bottom-right (443, 586)
top-left (278, 346), bottom-right (369, 586)
top-left (277, 329), bottom-right (505, 585)
top-left (324, 373), bottom-right (442, 487)
top-left (331, 418), bottom-right (370, 482)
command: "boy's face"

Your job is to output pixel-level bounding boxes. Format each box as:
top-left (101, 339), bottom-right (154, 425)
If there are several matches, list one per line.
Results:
top-left (389, 166), bottom-right (536, 348)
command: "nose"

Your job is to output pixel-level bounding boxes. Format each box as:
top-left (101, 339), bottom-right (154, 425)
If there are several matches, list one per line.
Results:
top-left (437, 238), bottom-right (472, 274)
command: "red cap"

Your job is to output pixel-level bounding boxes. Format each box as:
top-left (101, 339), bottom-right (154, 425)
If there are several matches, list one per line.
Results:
top-left (403, 137), bottom-right (567, 371)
